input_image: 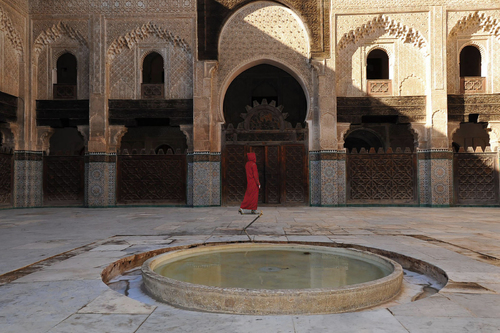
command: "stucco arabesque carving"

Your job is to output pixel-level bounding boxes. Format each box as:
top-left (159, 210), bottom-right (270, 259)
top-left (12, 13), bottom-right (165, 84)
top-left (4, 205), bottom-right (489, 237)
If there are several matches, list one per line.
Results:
top-left (34, 22), bottom-right (88, 57)
top-left (337, 123), bottom-right (351, 150)
top-left (0, 5), bottom-right (23, 59)
top-left (487, 121), bottom-right (500, 152)
top-left (449, 11), bottom-right (500, 41)
top-left (107, 22), bottom-right (190, 60)
top-left (338, 15), bottom-right (427, 51)
top-left (36, 126), bottom-right (55, 153)
top-left (108, 125), bottom-right (128, 153)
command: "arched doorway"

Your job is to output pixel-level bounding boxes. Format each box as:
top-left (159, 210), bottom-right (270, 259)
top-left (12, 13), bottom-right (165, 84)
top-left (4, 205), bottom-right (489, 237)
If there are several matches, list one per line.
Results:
top-left (222, 64), bottom-right (308, 205)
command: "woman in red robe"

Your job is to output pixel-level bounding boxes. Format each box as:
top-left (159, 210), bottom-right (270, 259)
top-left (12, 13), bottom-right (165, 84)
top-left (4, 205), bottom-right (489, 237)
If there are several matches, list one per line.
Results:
top-left (239, 152), bottom-right (260, 214)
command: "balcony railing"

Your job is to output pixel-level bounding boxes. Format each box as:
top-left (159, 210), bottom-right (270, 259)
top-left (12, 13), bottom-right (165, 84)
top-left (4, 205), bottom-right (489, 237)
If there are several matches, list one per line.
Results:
top-left (367, 80), bottom-right (392, 96)
top-left (460, 77), bottom-right (486, 94)
top-left (53, 84), bottom-right (77, 100)
top-left (141, 83), bottom-right (164, 99)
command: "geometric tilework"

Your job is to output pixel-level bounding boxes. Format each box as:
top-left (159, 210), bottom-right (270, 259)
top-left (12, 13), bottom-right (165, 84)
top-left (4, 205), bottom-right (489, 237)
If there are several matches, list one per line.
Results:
top-left (192, 156), bottom-right (221, 206)
top-left (13, 152), bottom-right (44, 208)
top-left (321, 159), bottom-right (347, 206)
top-left (418, 152), bottom-right (452, 207)
top-left (187, 161), bottom-right (193, 206)
top-left (309, 152), bottom-right (347, 207)
top-left (310, 159), bottom-right (321, 205)
top-left (430, 159), bottom-right (452, 206)
top-left (85, 154), bottom-right (117, 207)
top-left (418, 159), bottom-right (432, 206)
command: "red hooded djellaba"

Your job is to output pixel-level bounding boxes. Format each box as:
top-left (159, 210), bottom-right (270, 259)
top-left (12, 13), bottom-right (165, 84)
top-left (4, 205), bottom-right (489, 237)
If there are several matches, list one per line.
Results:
top-left (239, 152), bottom-right (260, 213)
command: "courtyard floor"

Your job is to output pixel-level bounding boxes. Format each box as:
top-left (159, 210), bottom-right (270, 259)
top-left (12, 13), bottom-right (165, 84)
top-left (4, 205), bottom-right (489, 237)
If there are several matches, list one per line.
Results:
top-left (0, 206), bottom-right (500, 332)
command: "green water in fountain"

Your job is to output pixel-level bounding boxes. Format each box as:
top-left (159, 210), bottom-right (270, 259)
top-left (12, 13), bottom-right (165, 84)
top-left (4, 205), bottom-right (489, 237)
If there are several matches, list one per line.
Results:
top-left (154, 247), bottom-right (392, 290)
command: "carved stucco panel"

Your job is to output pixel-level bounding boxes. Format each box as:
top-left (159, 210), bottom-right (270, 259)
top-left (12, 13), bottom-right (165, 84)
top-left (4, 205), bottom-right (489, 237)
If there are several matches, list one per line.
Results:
top-left (0, 4), bottom-right (24, 59)
top-left (447, 11), bottom-right (500, 94)
top-left (217, 2), bottom-right (312, 122)
top-left (336, 14), bottom-right (428, 97)
top-left (2, 33), bottom-right (20, 96)
top-left (30, 0), bottom-right (195, 15)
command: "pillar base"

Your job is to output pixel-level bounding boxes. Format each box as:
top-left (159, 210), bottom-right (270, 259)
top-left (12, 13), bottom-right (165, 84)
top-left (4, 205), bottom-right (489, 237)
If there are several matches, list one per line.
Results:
top-left (13, 151), bottom-right (43, 208)
top-left (85, 153), bottom-right (117, 207)
top-left (418, 149), bottom-right (453, 207)
top-left (310, 150), bottom-right (347, 206)
top-left (191, 152), bottom-right (221, 207)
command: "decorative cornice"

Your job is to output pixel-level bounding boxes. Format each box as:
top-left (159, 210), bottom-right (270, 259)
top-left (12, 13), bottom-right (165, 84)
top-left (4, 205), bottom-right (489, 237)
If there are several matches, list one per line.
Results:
top-left (34, 22), bottom-right (88, 56)
top-left (107, 22), bottom-right (190, 60)
top-left (0, 5), bottom-right (23, 59)
top-left (450, 11), bottom-right (500, 40)
top-left (338, 15), bottom-right (427, 51)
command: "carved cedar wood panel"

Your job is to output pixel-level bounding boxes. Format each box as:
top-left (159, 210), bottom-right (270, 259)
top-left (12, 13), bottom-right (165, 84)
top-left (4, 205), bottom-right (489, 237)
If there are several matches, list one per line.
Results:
top-left (0, 151), bottom-right (12, 205)
top-left (43, 156), bottom-right (84, 205)
top-left (454, 153), bottom-right (499, 205)
top-left (117, 154), bottom-right (186, 204)
top-left (347, 152), bottom-right (417, 204)
top-left (222, 145), bottom-right (307, 205)
top-left (222, 145), bottom-right (246, 205)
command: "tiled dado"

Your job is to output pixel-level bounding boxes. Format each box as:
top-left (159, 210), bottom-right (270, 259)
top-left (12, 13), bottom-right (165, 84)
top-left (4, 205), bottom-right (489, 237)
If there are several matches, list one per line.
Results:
top-left (85, 153), bottom-right (117, 208)
top-left (192, 152), bottom-right (221, 207)
top-left (13, 151), bottom-right (43, 208)
top-left (309, 151), bottom-right (347, 207)
top-left (418, 149), bottom-right (453, 207)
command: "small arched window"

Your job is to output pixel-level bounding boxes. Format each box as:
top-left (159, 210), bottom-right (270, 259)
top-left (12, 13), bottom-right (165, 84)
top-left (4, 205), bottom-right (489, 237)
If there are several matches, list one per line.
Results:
top-left (367, 49), bottom-right (389, 80)
top-left (57, 53), bottom-right (77, 84)
top-left (460, 45), bottom-right (481, 77)
top-left (142, 52), bottom-right (164, 99)
top-left (459, 46), bottom-right (485, 94)
top-left (54, 53), bottom-right (77, 99)
top-left (142, 52), bottom-right (164, 84)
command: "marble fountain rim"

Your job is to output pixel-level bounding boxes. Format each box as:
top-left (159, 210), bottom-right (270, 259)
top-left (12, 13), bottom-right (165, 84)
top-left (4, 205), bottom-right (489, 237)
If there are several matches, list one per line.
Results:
top-left (140, 242), bottom-right (404, 315)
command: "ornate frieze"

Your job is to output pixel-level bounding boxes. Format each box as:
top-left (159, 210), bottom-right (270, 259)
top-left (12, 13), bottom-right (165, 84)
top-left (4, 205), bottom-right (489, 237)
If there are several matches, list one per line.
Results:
top-left (337, 96), bottom-right (426, 123)
top-left (107, 22), bottom-right (190, 59)
top-left (448, 94), bottom-right (500, 122)
top-left (34, 22), bottom-right (88, 56)
top-left (338, 15), bottom-right (427, 51)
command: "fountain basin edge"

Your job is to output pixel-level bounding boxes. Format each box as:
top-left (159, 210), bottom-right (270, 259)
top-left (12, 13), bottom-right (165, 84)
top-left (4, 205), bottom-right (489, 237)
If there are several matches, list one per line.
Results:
top-left (141, 243), bottom-right (404, 315)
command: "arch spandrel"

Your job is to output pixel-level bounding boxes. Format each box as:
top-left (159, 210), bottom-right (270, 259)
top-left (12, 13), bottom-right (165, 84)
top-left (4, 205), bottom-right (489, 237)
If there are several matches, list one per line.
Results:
top-left (197, 0), bottom-right (329, 60)
top-left (217, 2), bottom-right (313, 124)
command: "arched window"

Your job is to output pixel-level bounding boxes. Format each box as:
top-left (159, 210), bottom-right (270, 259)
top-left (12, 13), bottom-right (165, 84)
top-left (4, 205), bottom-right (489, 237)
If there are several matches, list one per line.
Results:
top-left (366, 49), bottom-right (391, 96)
top-left (367, 49), bottom-right (389, 80)
top-left (460, 45), bottom-right (481, 77)
top-left (143, 52), bottom-right (164, 84)
top-left (459, 46), bottom-right (484, 94)
top-left (142, 52), bottom-right (164, 99)
top-left (53, 53), bottom-right (77, 99)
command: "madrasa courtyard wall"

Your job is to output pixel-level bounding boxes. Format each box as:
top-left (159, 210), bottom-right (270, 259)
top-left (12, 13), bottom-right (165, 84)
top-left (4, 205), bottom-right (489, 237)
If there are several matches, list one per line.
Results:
top-left (0, 0), bottom-right (499, 208)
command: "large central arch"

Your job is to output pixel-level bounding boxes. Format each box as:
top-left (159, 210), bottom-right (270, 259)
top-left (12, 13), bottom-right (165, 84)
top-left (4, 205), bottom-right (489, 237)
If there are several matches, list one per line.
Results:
top-left (221, 63), bottom-right (309, 206)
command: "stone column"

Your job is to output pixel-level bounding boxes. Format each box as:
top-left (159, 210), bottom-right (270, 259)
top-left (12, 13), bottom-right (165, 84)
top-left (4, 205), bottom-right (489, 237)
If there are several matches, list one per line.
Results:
top-left (191, 61), bottom-right (220, 206)
top-left (309, 59), bottom-right (346, 206)
top-left (13, 126), bottom-right (53, 207)
top-left (180, 125), bottom-right (194, 206)
top-left (418, 6), bottom-right (453, 207)
top-left (85, 14), bottom-right (116, 207)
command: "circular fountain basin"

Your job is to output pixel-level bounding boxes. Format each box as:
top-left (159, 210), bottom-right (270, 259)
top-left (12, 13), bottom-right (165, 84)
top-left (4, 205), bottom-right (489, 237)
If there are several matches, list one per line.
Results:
top-left (141, 243), bottom-right (403, 315)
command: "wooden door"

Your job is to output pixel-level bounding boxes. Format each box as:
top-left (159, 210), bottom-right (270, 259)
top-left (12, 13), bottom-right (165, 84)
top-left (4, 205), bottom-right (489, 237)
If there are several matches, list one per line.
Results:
top-left (222, 144), bottom-right (307, 205)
